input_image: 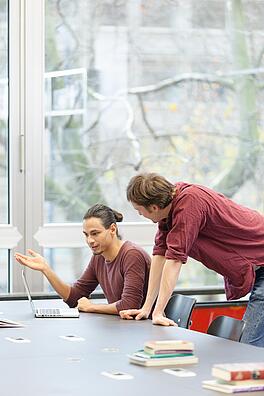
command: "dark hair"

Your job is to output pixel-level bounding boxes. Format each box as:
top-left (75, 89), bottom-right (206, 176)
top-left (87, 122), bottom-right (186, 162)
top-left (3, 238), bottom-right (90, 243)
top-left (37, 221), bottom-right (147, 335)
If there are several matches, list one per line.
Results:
top-left (126, 173), bottom-right (175, 209)
top-left (83, 204), bottom-right (123, 239)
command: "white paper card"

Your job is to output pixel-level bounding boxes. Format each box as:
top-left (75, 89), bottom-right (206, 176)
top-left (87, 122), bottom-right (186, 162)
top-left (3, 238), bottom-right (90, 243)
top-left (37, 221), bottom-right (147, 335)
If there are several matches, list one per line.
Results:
top-left (163, 368), bottom-right (196, 377)
top-left (59, 335), bottom-right (85, 342)
top-left (101, 371), bottom-right (134, 380)
top-left (5, 337), bottom-right (31, 344)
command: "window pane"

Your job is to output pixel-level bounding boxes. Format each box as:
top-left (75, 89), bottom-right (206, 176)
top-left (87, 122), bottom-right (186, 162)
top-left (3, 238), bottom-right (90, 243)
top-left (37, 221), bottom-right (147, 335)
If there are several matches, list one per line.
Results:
top-left (44, 1), bottom-right (264, 288)
top-left (44, 1), bottom-right (264, 222)
top-left (0, 0), bottom-right (8, 224)
top-left (0, 249), bottom-right (9, 293)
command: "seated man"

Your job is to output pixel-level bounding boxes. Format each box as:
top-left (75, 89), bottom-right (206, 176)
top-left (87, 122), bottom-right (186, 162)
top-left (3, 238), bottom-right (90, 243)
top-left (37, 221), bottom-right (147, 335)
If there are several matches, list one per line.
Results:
top-left (15, 204), bottom-right (150, 315)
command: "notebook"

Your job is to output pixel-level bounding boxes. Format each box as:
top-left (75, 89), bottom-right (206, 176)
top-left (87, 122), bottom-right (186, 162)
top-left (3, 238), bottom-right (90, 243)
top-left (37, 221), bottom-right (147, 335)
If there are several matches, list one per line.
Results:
top-left (22, 269), bottom-right (79, 318)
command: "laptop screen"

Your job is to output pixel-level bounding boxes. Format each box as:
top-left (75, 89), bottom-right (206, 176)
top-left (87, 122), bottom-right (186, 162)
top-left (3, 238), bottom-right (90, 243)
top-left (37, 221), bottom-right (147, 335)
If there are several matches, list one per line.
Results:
top-left (21, 269), bottom-right (36, 314)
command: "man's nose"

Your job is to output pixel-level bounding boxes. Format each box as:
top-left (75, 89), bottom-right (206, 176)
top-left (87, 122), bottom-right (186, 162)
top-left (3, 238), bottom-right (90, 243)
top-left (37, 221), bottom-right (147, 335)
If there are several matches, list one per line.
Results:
top-left (87, 235), bottom-right (95, 244)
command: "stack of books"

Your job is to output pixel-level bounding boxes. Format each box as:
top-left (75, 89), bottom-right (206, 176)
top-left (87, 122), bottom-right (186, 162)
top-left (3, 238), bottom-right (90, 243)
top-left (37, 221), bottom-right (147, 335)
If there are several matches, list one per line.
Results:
top-left (202, 362), bottom-right (264, 393)
top-left (128, 339), bottom-right (198, 367)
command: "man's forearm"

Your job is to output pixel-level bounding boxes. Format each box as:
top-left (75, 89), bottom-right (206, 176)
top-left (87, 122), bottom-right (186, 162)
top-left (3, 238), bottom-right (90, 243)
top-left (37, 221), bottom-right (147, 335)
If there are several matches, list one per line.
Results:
top-left (143, 255), bottom-right (166, 310)
top-left (153, 260), bottom-right (182, 316)
top-left (85, 302), bottom-right (118, 315)
top-left (42, 266), bottom-right (71, 301)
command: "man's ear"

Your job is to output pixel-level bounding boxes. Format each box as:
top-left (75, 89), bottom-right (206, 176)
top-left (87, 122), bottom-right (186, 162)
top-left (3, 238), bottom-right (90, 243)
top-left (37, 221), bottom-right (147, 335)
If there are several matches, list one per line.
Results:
top-left (151, 204), bottom-right (160, 212)
top-left (110, 223), bottom-right (117, 235)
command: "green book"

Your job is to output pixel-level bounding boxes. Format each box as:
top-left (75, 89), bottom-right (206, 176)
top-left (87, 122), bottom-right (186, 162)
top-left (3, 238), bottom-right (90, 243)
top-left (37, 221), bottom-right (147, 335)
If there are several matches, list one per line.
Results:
top-left (134, 350), bottom-right (194, 359)
top-left (128, 353), bottom-right (198, 367)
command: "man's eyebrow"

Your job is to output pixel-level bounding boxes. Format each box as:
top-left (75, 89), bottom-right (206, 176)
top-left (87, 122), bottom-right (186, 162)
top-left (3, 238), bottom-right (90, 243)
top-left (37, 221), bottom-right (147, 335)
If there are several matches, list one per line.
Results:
top-left (83, 228), bottom-right (100, 233)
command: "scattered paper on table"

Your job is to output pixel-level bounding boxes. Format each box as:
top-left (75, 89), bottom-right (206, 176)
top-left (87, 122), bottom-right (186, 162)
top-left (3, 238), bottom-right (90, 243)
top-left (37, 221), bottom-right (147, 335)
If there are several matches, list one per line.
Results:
top-left (101, 371), bottom-right (134, 380)
top-left (5, 337), bottom-right (31, 343)
top-left (59, 335), bottom-right (85, 342)
top-left (163, 368), bottom-right (196, 377)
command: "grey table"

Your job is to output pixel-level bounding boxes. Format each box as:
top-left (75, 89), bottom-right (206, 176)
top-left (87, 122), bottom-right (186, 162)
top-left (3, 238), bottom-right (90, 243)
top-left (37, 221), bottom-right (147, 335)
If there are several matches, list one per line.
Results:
top-left (0, 299), bottom-right (264, 396)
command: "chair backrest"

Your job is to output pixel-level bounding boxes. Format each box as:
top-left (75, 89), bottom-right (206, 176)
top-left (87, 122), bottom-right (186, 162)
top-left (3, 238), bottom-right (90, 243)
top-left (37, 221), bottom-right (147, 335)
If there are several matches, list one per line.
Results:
top-left (207, 315), bottom-right (245, 342)
top-left (164, 293), bottom-right (196, 328)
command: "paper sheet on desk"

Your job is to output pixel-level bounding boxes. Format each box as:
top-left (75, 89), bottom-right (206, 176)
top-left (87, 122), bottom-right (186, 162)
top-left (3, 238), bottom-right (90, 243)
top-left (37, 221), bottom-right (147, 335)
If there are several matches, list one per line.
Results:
top-left (0, 319), bottom-right (24, 328)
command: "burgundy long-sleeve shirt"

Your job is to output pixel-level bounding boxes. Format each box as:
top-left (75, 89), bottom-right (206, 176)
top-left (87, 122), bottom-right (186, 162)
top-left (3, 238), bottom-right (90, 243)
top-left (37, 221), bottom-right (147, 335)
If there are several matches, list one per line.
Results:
top-left (153, 182), bottom-right (264, 300)
top-left (65, 241), bottom-right (150, 312)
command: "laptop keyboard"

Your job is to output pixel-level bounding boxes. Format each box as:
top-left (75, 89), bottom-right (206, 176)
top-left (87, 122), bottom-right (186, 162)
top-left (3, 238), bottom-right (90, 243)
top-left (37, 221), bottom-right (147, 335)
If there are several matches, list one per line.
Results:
top-left (37, 308), bottom-right (61, 316)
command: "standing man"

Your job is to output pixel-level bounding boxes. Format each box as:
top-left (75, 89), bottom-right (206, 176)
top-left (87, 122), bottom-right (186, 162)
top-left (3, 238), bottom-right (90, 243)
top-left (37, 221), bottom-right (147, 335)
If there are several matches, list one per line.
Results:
top-left (119, 173), bottom-right (264, 347)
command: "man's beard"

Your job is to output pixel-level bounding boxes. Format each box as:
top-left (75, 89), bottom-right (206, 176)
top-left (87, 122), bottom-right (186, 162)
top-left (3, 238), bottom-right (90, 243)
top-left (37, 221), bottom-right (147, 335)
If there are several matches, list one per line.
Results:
top-left (92, 250), bottom-right (103, 256)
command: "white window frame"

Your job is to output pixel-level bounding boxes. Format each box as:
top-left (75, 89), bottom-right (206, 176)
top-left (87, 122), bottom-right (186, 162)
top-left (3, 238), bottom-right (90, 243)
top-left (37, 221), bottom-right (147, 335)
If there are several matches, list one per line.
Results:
top-left (3, 0), bottom-right (23, 292)
top-left (7, 0), bottom-right (44, 292)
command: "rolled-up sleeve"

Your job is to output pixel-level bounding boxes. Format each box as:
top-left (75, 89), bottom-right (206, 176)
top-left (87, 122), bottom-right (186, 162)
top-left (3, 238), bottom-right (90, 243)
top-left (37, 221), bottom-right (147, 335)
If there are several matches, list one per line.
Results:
top-left (65, 261), bottom-right (99, 308)
top-left (115, 250), bottom-right (149, 312)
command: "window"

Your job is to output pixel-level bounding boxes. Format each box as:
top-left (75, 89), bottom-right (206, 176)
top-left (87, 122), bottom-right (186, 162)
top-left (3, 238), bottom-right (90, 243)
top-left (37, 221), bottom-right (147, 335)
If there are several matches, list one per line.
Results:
top-left (40, 0), bottom-right (264, 290)
top-left (3, 1), bottom-right (264, 294)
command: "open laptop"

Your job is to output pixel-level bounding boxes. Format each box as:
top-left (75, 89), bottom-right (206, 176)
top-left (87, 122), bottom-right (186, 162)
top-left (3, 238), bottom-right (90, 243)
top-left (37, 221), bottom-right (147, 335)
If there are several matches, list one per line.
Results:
top-left (22, 269), bottom-right (79, 318)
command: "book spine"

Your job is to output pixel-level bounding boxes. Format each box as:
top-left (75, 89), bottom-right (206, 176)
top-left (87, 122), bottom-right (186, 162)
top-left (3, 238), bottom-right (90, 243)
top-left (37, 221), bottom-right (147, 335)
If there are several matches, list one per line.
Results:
top-left (232, 385), bottom-right (264, 393)
top-left (144, 349), bottom-right (193, 355)
top-left (230, 371), bottom-right (264, 381)
top-left (136, 352), bottom-right (193, 359)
